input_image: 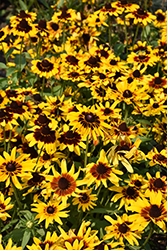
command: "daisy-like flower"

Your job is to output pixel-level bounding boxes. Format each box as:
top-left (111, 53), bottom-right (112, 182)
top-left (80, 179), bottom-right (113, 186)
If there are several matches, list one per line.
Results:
top-left (31, 58), bottom-right (58, 78)
top-left (58, 124), bottom-right (86, 156)
top-left (107, 137), bottom-right (145, 173)
top-left (51, 221), bottom-right (100, 250)
top-left (147, 146), bottom-right (167, 167)
top-left (152, 117), bottom-right (167, 145)
top-left (25, 124), bottom-right (58, 154)
top-left (127, 51), bottom-right (158, 68)
top-left (125, 173), bottom-right (147, 191)
top-left (129, 191), bottom-right (167, 231)
top-left (0, 192), bottom-right (13, 221)
top-left (82, 149), bottom-right (122, 189)
top-left (154, 9), bottom-right (167, 27)
top-left (27, 231), bottom-right (59, 250)
top-left (109, 184), bottom-right (142, 211)
top-left (143, 172), bottom-right (167, 198)
top-left (126, 7), bottom-right (156, 26)
top-left (10, 18), bottom-right (37, 37)
top-left (31, 198), bottom-right (69, 229)
top-left (72, 187), bottom-right (97, 212)
top-left (22, 171), bottom-right (46, 198)
top-left (104, 213), bottom-right (142, 246)
top-left (147, 72), bottom-right (167, 93)
top-left (46, 159), bottom-right (83, 205)
top-left (109, 78), bottom-right (149, 106)
top-left (0, 238), bottom-right (22, 250)
top-left (0, 147), bottom-right (34, 189)
top-left (100, 2), bottom-right (123, 16)
top-left (67, 104), bottom-right (111, 143)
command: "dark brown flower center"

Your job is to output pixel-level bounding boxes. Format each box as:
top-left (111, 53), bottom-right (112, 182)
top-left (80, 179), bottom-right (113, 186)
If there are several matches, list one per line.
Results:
top-left (138, 55), bottom-right (146, 60)
top-left (86, 56), bottom-right (100, 67)
top-left (154, 77), bottom-right (162, 85)
top-left (99, 73), bottom-right (106, 79)
top-left (157, 13), bottom-right (165, 22)
top-left (96, 163), bottom-right (107, 174)
top-left (50, 22), bottom-right (59, 31)
top-left (37, 114), bottom-right (50, 126)
top-left (118, 122), bottom-right (128, 131)
top-left (103, 108), bottom-right (112, 115)
top-left (105, 3), bottom-right (111, 9)
top-left (133, 70), bottom-right (140, 78)
top-left (58, 177), bottom-right (69, 190)
top-left (38, 19), bottom-right (46, 29)
top-left (149, 205), bottom-right (161, 218)
top-left (118, 223), bottom-right (129, 233)
top-left (47, 206), bottom-right (55, 214)
top-left (153, 103), bottom-right (159, 109)
top-left (17, 19), bottom-right (32, 32)
top-left (37, 60), bottom-right (53, 72)
top-left (65, 131), bottom-right (75, 138)
top-left (66, 55), bottom-right (78, 65)
top-left (126, 186), bottom-right (135, 196)
top-left (0, 31), bottom-right (4, 38)
top-left (127, 77), bottom-right (133, 83)
top-left (157, 154), bottom-right (166, 161)
top-left (6, 162), bottom-right (16, 172)
top-left (137, 8), bottom-right (146, 16)
top-left (19, 10), bottom-right (30, 19)
top-left (82, 33), bottom-right (90, 44)
top-left (123, 90), bottom-right (133, 98)
top-left (95, 243), bottom-right (106, 250)
top-left (134, 180), bottom-right (142, 187)
top-left (85, 113), bottom-right (95, 122)
top-left (110, 59), bottom-right (117, 65)
top-left (153, 178), bottom-right (165, 188)
top-left (43, 152), bottom-right (51, 160)
top-left (41, 125), bottom-right (51, 136)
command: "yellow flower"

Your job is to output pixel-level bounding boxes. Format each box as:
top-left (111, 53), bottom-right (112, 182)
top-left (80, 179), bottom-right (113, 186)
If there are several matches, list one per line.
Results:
top-left (31, 198), bottom-right (69, 229)
top-left (104, 213), bottom-right (142, 246)
top-left (0, 192), bottom-right (13, 221)
top-left (82, 149), bottom-right (122, 189)
top-left (129, 191), bottom-right (167, 232)
top-left (72, 188), bottom-right (97, 212)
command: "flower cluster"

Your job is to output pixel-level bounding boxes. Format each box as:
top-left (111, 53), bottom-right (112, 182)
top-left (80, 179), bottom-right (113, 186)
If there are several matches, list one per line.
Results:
top-left (1, 0), bottom-right (167, 249)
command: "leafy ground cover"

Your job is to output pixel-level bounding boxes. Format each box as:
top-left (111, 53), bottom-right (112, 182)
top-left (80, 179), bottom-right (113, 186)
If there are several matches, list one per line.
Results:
top-left (1, 0), bottom-right (167, 249)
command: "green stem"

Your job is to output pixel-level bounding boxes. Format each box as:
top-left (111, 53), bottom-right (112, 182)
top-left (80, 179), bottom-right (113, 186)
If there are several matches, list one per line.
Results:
top-left (124, 102), bottom-right (128, 123)
top-left (84, 136), bottom-right (89, 168)
top-left (108, 16), bottom-right (112, 47)
top-left (11, 182), bottom-right (22, 210)
top-left (7, 130), bottom-right (12, 153)
top-left (63, 24), bottom-right (66, 51)
top-left (36, 145), bottom-right (44, 166)
top-left (3, 127), bottom-right (6, 152)
top-left (41, 77), bottom-right (45, 98)
top-left (19, 37), bottom-right (24, 71)
top-left (132, 23), bottom-right (139, 50)
top-left (144, 0), bottom-right (148, 11)
top-left (140, 223), bottom-right (154, 249)
top-left (123, 14), bottom-right (128, 54)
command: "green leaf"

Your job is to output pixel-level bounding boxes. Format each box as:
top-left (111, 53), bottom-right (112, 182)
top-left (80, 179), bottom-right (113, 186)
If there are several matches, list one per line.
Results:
top-left (19, 210), bottom-right (34, 220)
top-left (136, 119), bottom-right (152, 126)
top-left (14, 54), bottom-right (27, 71)
top-left (21, 230), bottom-right (31, 249)
top-left (1, 219), bottom-right (18, 232)
top-left (89, 207), bottom-right (119, 214)
top-left (39, 0), bottom-right (50, 8)
top-left (4, 228), bottom-right (24, 242)
top-left (6, 67), bottom-right (17, 77)
top-left (0, 62), bottom-right (7, 69)
top-left (57, 0), bottom-right (65, 8)
top-left (6, 47), bottom-right (15, 59)
top-left (19, 0), bottom-right (28, 11)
